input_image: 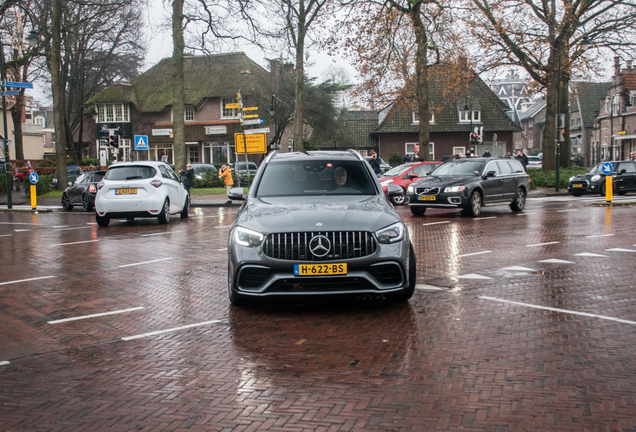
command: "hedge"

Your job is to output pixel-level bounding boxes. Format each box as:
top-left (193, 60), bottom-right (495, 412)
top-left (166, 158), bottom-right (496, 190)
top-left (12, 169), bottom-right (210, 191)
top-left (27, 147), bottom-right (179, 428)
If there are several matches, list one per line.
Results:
top-left (22, 175), bottom-right (53, 197)
top-left (527, 166), bottom-right (589, 189)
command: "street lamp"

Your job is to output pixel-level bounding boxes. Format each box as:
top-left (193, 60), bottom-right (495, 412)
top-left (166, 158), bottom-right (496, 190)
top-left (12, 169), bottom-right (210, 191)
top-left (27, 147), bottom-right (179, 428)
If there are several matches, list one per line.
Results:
top-left (464, 98), bottom-right (474, 154)
top-left (2, 28), bottom-right (39, 209)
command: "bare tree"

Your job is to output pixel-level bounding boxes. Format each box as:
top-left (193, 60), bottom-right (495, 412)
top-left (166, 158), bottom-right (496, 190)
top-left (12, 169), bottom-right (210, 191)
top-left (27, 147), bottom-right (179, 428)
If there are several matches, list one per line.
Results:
top-left (172, 0), bottom-right (186, 172)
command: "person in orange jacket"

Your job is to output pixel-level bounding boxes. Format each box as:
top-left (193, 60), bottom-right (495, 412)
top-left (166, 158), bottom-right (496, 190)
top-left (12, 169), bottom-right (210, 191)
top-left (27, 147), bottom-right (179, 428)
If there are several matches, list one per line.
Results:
top-left (219, 165), bottom-right (234, 204)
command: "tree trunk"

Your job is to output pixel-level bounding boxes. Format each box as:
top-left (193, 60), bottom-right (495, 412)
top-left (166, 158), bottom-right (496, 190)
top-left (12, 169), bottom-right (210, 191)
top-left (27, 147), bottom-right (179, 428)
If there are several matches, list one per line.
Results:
top-left (559, 68), bottom-right (571, 168)
top-left (541, 51), bottom-right (559, 171)
top-left (411, 5), bottom-right (430, 161)
top-left (292, 3), bottom-right (306, 153)
top-left (172, 0), bottom-right (186, 171)
top-left (51, 0), bottom-right (68, 190)
top-left (11, 93), bottom-right (24, 161)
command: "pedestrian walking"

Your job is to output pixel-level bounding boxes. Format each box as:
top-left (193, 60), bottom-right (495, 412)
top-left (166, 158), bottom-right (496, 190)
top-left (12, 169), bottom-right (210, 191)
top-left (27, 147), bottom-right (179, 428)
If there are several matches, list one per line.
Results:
top-left (516, 150), bottom-right (529, 169)
top-left (219, 165), bottom-right (234, 204)
top-left (179, 163), bottom-right (194, 195)
top-left (482, 149), bottom-right (491, 157)
top-left (369, 150), bottom-right (382, 176)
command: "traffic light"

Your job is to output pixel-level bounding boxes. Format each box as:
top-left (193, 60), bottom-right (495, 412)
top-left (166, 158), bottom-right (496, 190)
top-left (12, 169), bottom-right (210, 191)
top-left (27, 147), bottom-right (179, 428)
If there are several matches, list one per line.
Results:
top-left (470, 132), bottom-right (477, 145)
top-left (108, 135), bottom-right (119, 148)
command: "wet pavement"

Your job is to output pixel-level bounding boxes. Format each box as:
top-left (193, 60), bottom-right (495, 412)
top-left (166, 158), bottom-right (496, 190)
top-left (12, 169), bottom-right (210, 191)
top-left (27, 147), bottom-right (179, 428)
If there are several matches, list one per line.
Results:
top-left (1, 195), bottom-right (636, 431)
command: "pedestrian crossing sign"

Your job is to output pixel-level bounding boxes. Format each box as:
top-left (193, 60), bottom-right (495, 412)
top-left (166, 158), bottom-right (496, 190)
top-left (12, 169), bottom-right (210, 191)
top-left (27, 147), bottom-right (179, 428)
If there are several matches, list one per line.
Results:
top-left (134, 135), bottom-right (149, 150)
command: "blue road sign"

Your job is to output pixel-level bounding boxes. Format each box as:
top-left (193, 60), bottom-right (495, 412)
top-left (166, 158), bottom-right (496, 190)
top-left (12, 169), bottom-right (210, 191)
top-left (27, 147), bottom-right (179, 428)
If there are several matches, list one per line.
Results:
top-left (134, 135), bottom-right (149, 150)
top-left (243, 118), bottom-right (264, 126)
top-left (1, 81), bottom-right (33, 89)
top-left (1, 90), bottom-right (20, 96)
top-left (29, 172), bottom-right (39, 184)
top-left (602, 162), bottom-right (613, 175)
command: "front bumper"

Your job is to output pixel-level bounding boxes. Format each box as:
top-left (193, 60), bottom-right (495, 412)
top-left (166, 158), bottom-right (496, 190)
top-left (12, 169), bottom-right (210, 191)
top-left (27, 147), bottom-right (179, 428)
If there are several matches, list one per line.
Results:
top-left (406, 191), bottom-right (467, 208)
top-left (568, 180), bottom-right (598, 195)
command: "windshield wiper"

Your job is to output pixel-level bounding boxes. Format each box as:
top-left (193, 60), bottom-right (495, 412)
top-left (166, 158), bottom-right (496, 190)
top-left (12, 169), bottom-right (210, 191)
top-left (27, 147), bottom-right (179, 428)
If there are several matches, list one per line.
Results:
top-left (125, 176), bottom-right (142, 180)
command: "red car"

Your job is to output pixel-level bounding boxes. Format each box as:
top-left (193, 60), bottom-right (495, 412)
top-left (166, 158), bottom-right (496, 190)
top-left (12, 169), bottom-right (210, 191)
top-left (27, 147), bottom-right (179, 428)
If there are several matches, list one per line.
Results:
top-left (379, 161), bottom-right (443, 205)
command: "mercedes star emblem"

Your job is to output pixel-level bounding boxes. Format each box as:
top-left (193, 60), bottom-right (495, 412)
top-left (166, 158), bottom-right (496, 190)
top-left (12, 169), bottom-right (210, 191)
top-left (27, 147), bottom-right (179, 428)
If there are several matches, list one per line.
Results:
top-left (309, 235), bottom-right (331, 257)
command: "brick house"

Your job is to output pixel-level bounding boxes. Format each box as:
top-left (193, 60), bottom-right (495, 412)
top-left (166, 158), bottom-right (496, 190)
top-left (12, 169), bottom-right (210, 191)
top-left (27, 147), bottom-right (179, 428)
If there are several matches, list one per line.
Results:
top-left (570, 81), bottom-right (611, 165)
top-left (512, 100), bottom-right (545, 154)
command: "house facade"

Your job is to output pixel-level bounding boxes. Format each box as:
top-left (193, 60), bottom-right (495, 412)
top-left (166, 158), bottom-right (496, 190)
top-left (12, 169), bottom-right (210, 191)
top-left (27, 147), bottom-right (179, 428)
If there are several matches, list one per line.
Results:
top-left (80, 53), bottom-right (281, 166)
top-left (512, 100), bottom-right (545, 154)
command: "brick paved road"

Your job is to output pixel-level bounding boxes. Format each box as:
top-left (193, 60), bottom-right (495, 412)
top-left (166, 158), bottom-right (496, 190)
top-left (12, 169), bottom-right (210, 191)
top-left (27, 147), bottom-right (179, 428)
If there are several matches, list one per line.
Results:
top-left (1, 197), bottom-right (635, 431)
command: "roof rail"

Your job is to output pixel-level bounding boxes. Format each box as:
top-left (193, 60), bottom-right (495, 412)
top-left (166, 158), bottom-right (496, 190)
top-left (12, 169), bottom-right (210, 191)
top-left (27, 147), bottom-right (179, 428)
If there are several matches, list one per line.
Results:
top-left (348, 149), bottom-right (364, 161)
top-left (263, 150), bottom-right (277, 164)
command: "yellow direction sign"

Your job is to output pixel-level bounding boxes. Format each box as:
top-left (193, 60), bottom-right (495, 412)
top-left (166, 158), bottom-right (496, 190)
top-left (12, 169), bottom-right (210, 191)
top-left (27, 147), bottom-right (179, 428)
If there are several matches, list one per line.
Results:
top-left (225, 103), bottom-right (240, 109)
top-left (235, 133), bottom-right (266, 154)
top-left (243, 114), bottom-right (259, 119)
top-left (242, 107), bottom-right (258, 111)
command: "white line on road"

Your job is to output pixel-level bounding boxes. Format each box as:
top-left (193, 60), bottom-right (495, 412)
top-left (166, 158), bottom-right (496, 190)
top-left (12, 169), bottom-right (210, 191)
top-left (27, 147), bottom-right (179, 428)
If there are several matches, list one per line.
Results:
top-left (586, 234), bottom-right (614, 238)
top-left (0, 361), bottom-right (9, 366)
top-left (218, 248), bottom-right (228, 251)
top-left (473, 216), bottom-right (497, 220)
top-left (457, 250), bottom-right (492, 258)
top-left (606, 248), bottom-right (636, 253)
top-left (422, 221), bottom-right (450, 226)
top-left (516, 213), bottom-right (537, 216)
top-left (194, 215), bottom-right (221, 219)
top-left (0, 222), bottom-right (39, 225)
top-left (52, 225), bottom-right (69, 228)
top-left (574, 252), bottom-right (608, 257)
top-left (87, 223), bottom-right (97, 225)
top-left (480, 296), bottom-right (636, 326)
top-left (455, 274), bottom-right (492, 280)
top-left (50, 240), bottom-right (99, 247)
top-left (122, 319), bottom-right (224, 341)
top-left (415, 284), bottom-right (447, 291)
top-left (526, 241), bottom-right (560, 247)
top-left (139, 231), bottom-right (183, 237)
top-left (14, 229), bottom-right (32, 232)
top-left (557, 209), bottom-right (577, 212)
top-left (0, 234), bottom-right (13, 237)
top-left (54, 226), bottom-right (93, 231)
top-left (0, 276), bottom-right (55, 286)
top-left (48, 307), bottom-right (145, 324)
top-left (118, 257), bottom-right (174, 268)
top-left (214, 225), bottom-right (233, 229)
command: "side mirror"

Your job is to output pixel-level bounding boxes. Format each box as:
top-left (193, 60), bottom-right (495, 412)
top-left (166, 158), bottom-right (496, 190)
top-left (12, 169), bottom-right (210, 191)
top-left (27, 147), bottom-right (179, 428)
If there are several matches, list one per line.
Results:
top-left (619, 169), bottom-right (626, 174)
top-left (485, 170), bottom-right (497, 178)
top-left (68, 181), bottom-right (73, 186)
top-left (408, 173), bottom-right (419, 179)
top-left (386, 184), bottom-right (403, 197)
top-left (228, 186), bottom-right (245, 201)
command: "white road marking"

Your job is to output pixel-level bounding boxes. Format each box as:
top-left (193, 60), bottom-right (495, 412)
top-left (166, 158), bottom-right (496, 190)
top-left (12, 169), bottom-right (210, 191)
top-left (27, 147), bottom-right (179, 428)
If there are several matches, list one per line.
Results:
top-left (557, 209), bottom-right (577, 212)
top-left (139, 231), bottom-right (183, 237)
top-left (0, 276), bottom-right (55, 286)
top-left (422, 221), bottom-right (450, 226)
top-left (606, 248), bottom-right (636, 253)
top-left (574, 252), bottom-right (608, 257)
top-left (586, 234), bottom-right (614, 238)
top-left (500, 266), bottom-right (536, 272)
top-left (0, 361), bottom-right (9, 366)
top-left (54, 226), bottom-right (92, 231)
top-left (480, 296), bottom-right (636, 326)
top-left (455, 274), bottom-right (492, 280)
top-left (87, 223), bottom-right (98, 225)
top-left (122, 319), bottom-right (224, 341)
top-left (526, 241), bottom-right (560, 247)
top-left (218, 248), bottom-right (228, 251)
top-left (415, 284), bottom-right (447, 291)
top-left (118, 257), bottom-right (174, 268)
top-left (14, 229), bottom-right (32, 232)
top-left (0, 234), bottom-right (13, 237)
top-left (473, 216), bottom-right (497, 220)
top-left (457, 250), bottom-right (492, 258)
top-left (0, 222), bottom-right (39, 225)
top-left (194, 215), bottom-right (221, 219)
top-left (214, 225), bottom-right (233, 229)
top-left (48, 307), bottom-right (145, 324)
top-left (50, 240), bottom-right (99, 246)
top-left (516, 213), bottom-right (536, 216)
top-left (52, 225), bottom-right (69, 228)
top-left (538, 258), bottom-right (575, 264)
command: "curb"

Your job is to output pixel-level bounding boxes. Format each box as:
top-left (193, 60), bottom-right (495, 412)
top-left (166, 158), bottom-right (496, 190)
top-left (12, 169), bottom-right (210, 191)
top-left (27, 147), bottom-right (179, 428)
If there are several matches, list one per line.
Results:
top-left (0, 208), bottom-right (53, 213)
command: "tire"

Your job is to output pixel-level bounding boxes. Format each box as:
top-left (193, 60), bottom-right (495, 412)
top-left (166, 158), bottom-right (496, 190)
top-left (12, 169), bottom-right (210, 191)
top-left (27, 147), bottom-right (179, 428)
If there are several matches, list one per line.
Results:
top-left (158, 199), bottom-right (170, 224)
top-left (82, 194), bottom-right (93, 212)
top-left (180, 196), bottom-right (189, 218)
top-left (95, 213), bottom-right (110, 227)
top-left (228, 265), bottom-right (247, 306)
top-left (61, 193), bottom-right (73, 211)
top-left (410, 206), bottom-right (426, 216)
top-left (510, 188), bottom-right (526, 212)
top-left (467, 190), bottom-right (482, 217)
top-left (391, 193), bottom-right (406, 205)
top-left (389, 243), bottom-right (416, 302)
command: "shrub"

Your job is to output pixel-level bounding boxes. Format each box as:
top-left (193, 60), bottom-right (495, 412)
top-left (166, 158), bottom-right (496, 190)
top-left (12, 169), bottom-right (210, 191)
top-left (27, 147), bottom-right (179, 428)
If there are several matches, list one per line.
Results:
top-left (23, 175), bottom-right (53, 197)
top-left (81, 158), bottom-right (100, 166)
top-left (193, 170), bottom-right (225, 188)
top-left (386, 151), bottom-right (403, 167)
top-left (527, 167), bottom-right (588, 189)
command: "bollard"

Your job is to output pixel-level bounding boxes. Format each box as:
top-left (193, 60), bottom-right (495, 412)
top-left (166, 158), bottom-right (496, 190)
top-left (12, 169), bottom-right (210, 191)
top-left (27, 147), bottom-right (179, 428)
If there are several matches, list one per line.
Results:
top-left (606, 175), bottom-right (612, 203)
top-left (30, 184), bottom-right (36, 210)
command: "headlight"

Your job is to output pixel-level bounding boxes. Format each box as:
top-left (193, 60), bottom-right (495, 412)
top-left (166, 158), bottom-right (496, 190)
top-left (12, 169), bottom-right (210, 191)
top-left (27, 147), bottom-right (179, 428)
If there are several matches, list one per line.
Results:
top-left (407, 185), bottom-right (414, 193)
top-left (444, 186), bottom-right (466, 193)
top-left (375, 222), bottom-right (405, 244)
top-left (233, 226), bottom-right (264, 247)
top-left (195, 174), bottom-right (202, 179)
top-left (591, 175), bottom-right (601, 182)
top-left (380, 179), bottom-right (394, 187)
top-left (569, 176), bottom-right (575, 181)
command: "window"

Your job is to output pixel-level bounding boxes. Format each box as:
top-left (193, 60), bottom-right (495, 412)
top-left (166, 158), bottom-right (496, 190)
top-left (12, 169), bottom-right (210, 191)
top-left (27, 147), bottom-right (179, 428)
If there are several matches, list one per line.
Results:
top-left (406, 142), bottom-right (434, 159)
top-left (453, 146), bottom-right (466, 156)
top-left (412, 111), bottom-right (435, 125)
top-left (222, 98), bottom-right (239, 118)
top-left (612, 94), bottom-right (620, 115)
top-left (188, 145), bottom-right (199, 163)
top-left (185, 106), bottom-right (194, 122)
top-left (459, 110), bottom-right (480, 123)
top-left (35, 116), bottom-right (44, 126)
top-left (97, 103), bottom-right (130, 123)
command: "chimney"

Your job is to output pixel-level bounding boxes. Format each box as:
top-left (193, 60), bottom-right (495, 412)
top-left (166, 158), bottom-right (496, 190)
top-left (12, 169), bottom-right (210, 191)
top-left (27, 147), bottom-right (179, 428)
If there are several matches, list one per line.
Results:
top-left (270, 59), bottom-right (281, 94)
top-left (615, 56), bottom-right (620, 77)
top-left (627, 60), bottom-right (633, 71)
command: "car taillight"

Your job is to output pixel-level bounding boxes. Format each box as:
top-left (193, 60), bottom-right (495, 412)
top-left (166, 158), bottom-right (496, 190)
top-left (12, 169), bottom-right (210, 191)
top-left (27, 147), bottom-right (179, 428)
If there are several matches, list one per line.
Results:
top-left (89, 184), bottom-right (97, 193)
top-left (150, 179), bottom-right (163, 188)
top-left (97, 180), bottom-right (104, 190)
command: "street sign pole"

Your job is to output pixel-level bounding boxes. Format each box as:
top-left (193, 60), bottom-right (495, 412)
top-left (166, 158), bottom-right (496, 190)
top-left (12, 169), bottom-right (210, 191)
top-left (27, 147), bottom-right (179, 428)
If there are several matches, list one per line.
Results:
top-left (237, 90), bottom-right (250, 188)
top-left (0, 41), bottom-right (12, 209)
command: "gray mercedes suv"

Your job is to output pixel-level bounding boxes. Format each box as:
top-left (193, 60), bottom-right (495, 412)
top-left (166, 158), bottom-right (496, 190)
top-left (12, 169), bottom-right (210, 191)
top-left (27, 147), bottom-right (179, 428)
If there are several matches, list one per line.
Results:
top-left (226, 150), bottom-right (415, 305)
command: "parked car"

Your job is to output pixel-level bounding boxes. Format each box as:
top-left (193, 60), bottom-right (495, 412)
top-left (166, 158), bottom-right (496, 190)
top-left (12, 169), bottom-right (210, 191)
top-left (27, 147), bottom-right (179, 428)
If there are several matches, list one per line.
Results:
top-left (51, 165), bottom-right (84, 188)
top-left (405, 157), bottom-right (529, 217)
top-left (568, 161), bottom-right (636, 196)
top-left (364, 155), bottom-right (391, 173)
top-left (94, 161), bottom-right (189, 227)
top-left (226, 150), bottom-right (414, 305)
top-left (526, 156), bottom-right (542, 169)
top-left (232, 161), bottom-right (259, 180)
top-left (190, 163), bottom-right (218, 179)
top-left (379, 161), bottom-right (443, 205)
top-left (61, 171), bottom-right (106, 212)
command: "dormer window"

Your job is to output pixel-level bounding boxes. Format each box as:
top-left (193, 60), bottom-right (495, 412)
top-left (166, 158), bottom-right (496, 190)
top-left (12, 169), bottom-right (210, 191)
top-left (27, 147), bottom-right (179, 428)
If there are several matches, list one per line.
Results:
top-left (185, 105), bottom-right (194, 121)
top-left (97, 103), bottom-right (130, 123)
top-left (459, 109), bottom-right (480, 123)
top-left (412, 111), bottom-right (435, 125)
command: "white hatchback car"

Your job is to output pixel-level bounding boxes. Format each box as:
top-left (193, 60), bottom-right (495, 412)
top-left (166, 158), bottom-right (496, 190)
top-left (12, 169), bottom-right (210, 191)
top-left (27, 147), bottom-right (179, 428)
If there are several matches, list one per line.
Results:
top-left (94, 161), bottom-right (189, 227)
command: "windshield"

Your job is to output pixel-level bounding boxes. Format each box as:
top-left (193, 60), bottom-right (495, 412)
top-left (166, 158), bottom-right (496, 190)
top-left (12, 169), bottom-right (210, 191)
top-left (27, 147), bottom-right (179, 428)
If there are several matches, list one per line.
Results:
top-left (235, 162), bottom-right (257, 170)
top-left (194, 165), bottom-right (217, 173)
top-left (433, 160), bottom-right (485, 176)
top-left (256, 160), bottom-right (377, 197)
top-left (382, 164), bottom-right (413, 177)
top-left (105, 165), bottom-right (156, 181)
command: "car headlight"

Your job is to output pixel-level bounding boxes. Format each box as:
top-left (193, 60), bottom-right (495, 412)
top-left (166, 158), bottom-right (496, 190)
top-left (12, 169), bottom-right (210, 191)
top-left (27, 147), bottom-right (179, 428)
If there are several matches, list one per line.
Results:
top-left (591, 175), bottom-right (601, 182)
top-left (196, 174), bottom-right (202, 179)
top-left (444, 186), bottom-right (466, 193)
top-left (233, 226), bottom-right (264, 247)
top-left (569, 176), bottom-right (575, 181)
top-left (375, 222), bottom-right (405, 244)
top-left (380, 179), bottom-right (393, 187)
top-left (407, 185), bottom-right (414, 193)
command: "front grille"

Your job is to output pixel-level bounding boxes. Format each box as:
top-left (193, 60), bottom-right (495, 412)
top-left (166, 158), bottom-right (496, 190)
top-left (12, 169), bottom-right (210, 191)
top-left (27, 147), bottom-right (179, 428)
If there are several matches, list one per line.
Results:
top-left (263, 231), bottom-right (377, 261)
top-left (369, 264), bottom-right (404, 285)
top-left (238, 267), bottom-right (271, 288)
top-left (416, 187), bottom-right (440, 195)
